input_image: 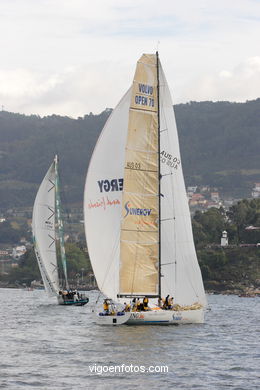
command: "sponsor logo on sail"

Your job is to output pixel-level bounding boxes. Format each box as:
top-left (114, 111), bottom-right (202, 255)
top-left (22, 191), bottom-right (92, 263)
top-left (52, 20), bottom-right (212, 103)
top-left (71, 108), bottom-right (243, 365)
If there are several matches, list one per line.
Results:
top-left (135, 83), bottom-right (155, 107)
top-left (97, 178), bottom-right (123, 193)
top-left (124, 201), bottom-right (152, 218)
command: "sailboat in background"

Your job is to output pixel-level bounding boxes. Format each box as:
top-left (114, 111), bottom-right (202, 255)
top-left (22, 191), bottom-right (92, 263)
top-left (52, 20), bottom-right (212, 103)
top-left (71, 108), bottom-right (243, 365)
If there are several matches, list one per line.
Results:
top-left (84, 53), bottom-right (206, 324)
top-left (32, 155), bottom-right (89, 306)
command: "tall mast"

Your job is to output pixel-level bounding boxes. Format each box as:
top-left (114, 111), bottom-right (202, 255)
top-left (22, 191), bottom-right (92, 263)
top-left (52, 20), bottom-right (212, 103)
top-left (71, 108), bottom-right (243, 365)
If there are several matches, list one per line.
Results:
top-left (54, 155), bottom-right (69, 291)
top-left (156, 51), bottom-right (161, 298)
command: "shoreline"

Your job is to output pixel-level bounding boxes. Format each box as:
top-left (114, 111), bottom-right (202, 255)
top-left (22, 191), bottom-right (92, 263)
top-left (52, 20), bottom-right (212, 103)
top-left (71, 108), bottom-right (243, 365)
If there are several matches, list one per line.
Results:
top-left (205, 280), bottom-right (260, 297)
top-left (0, 281), bottom-right (259, 297)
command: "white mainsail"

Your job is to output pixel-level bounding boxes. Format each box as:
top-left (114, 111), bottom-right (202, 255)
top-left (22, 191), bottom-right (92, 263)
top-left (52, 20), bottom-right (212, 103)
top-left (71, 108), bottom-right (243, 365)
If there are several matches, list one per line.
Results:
top-left (84, 53), bottom-right (206, 307)
top-left (32, 161), bottom-right (60, 297)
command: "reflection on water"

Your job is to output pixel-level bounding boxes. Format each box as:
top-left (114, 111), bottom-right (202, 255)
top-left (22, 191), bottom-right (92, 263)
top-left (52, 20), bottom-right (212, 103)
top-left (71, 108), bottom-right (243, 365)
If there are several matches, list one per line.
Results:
top-left (0, 289), bottom-right (259, 389)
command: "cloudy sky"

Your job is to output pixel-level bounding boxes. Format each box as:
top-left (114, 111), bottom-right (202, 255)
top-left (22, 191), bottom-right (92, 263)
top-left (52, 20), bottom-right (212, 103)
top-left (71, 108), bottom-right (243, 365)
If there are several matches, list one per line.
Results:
top-left (0, 0), bottom-right (259, 117)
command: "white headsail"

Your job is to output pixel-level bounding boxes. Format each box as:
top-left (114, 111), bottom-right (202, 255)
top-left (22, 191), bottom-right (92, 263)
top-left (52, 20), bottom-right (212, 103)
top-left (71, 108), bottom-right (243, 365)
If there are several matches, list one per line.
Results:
top-left (84, 89), bottom-right (131, 300)
top-left (32, 161), bottom-right (60, 297)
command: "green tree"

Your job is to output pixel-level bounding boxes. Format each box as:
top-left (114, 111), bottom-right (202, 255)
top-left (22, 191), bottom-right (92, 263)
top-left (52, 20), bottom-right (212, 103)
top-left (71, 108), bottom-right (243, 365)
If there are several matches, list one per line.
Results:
top-left (193, 208), bottom-right (227, 245)
top-left (3, 248), bottom-right (40, 285)
top-left (227, 199), bottom-right (260, 243)
top-left (64, 242), bottom-right (91, 277)
top-left (0, 221), bottom-right (21, 243)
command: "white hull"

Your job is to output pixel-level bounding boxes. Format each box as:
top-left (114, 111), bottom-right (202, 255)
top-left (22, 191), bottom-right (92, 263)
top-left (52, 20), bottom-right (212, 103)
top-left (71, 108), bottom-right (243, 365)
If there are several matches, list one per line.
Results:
top-left (96, 312), bottom-right (131, 326)
top-left (125, 309), bottom-right (204, 325)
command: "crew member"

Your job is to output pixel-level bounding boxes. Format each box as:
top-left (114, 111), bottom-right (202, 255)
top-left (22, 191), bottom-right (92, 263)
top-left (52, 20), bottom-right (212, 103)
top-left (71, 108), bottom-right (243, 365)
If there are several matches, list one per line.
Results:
top-left (124, 302), bottom-right (131, 312)
top-left (157, 297), bottom-right (163, 308)
top-left (168, 296), bottom-right (174, 309)
top-left (143, 296), bottom-right (149, 310)
top-left (103, 299), bottom-right (109, 314)
top-left (163, 295), bottom-right (170, 309)
top-left (136, 298), bottom-right (141, 311)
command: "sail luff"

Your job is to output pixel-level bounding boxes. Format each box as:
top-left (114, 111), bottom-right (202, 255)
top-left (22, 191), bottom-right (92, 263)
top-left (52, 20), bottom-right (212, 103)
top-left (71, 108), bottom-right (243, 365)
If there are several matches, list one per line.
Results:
top-left (54, 155), bottom-right (69, 291)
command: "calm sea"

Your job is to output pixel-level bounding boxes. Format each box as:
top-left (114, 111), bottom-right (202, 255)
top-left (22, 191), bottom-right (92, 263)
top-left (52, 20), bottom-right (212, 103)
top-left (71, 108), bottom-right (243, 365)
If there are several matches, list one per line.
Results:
top-left (0, 288), bottom-right (259, 390)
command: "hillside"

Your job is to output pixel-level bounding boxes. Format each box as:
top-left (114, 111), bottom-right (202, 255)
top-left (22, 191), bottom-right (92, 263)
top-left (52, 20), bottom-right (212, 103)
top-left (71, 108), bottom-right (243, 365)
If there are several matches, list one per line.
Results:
top-left (0, 110), bottom-right (110, 209)
top-left (1, 198), bottom-right (259, 295)
top-left (0, 99), bottom-right (259, 210)
top-left (176, 99), bottom-right (260, 196)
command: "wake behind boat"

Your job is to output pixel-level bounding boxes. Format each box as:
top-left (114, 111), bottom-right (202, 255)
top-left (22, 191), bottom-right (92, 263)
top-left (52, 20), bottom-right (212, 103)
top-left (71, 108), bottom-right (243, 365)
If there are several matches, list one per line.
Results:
top-left (84, 52), bottom-right (206, 325)
top-left (32, 155), bottom-right (89, 306)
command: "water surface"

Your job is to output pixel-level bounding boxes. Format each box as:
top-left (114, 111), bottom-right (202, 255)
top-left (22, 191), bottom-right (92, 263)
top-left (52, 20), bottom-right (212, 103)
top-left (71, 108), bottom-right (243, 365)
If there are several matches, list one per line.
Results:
top-left (0, 289), bottom-right (259, 389)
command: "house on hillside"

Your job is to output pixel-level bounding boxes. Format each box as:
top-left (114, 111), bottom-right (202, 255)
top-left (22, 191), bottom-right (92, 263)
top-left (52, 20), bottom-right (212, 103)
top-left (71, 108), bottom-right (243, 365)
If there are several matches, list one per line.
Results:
top-left (211, 192), bottom-right (220, 202)
top-left (252, 183), bottom-right (260, 198)
top-left (12, 245), bottom-right (26, 259)
top-left (189, 193), bottom-right (206, 207)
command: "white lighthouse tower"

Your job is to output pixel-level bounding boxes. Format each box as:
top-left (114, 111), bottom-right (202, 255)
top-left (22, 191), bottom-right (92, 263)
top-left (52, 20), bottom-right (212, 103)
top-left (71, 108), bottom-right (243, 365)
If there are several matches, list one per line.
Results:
top-left (221, 230), bottom-right (228, 247)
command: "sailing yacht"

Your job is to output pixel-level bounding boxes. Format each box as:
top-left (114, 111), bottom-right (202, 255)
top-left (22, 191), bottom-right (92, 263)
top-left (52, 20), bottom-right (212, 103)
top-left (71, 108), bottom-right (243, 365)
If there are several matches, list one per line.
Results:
top-left (84, 53), bottom-right (206, 324)
top-left (32, 155), bottom-right (89, 306)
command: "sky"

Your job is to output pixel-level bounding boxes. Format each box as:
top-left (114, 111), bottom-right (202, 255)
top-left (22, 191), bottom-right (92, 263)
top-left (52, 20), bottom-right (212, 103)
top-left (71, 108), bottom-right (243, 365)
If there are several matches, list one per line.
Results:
top-left (0, 0), bottom-right (259, 117)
